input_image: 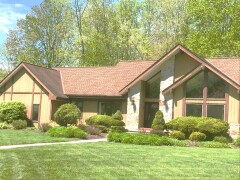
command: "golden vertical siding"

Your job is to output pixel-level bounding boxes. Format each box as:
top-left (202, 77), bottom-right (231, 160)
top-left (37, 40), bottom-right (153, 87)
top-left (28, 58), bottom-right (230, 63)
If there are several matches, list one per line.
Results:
top-left (173, 84), bottom-right (184, 118)
top-left (82, 101), bottom-right (98, 123)
top-left (228, 85), bottom-right (240, 124)
top-left (39, 94), bottom-right (51, 123)
top-left (121, 101), bottom-right (127, 124)
top-left (12, 69), bottom-right (33, 92)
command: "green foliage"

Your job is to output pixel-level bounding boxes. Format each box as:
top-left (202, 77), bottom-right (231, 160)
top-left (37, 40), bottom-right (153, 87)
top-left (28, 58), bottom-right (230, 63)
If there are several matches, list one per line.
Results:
top-left (85, 125), bottom-right (102, 135)
top-left (85, 115), bottom-right (125, 128)
top-left (213, 136), bottom-right (228, 144)
top-left (112, 110), bottom-right (123, 121)
top-left (151, 110), bottom-right (165, 130)
top-left (233, 136), bottom-right (240, 147)
top-left (0, 102), bottom-right (27, 123)
top-left (110, 126), bottom-right (126, 133)
top-left (38, 123), bottom-right (52, 132)
top-left (189, 132), bottom-right (206, 142)
top-left (169, 131), bottom-right (185, 140)
top-left (107, 132), bottom-right (190, 147)
top-left (96, 125), bottom-right (108, 133)
top-left (166, 117), bottom-right (229, 139)
top-left (150, 129), bottom-right (166, 136)
top-left (0, 122), bottom-right (13, 129)
top-left (48, 127), bottom-right (86, 139)
top-left (12, 120), bottom-right (27, 130)
top-left (198, 141), bottom-right (230, 148)
top-left (54, 103), bottom-right (81, 126)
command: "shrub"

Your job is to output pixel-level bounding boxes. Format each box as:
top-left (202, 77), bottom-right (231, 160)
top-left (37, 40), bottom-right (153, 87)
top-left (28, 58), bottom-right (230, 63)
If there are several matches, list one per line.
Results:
top-left (150, 129), bottom-right (166, 136)
top-left (78, 123), bottom-right (86, 131)
top-left (38, 123), bottom-right (52, 132)
top-left (169, 131), bottom-right (185, 140)
top-left (0, 102), bottom-right (27, 123)
top-left (54, 103), bottom-right (81, 126)
top-left (96, 125), bottom-right (108, 133)
top-left (197, 118), bottom-right (229, 140)
top-left (233, 136), bottom-right (240, 147)
top-left (189, 132), bottom-right (206, 141)
top-left (198, 141), bottom-right (230, 148)
top-left (12, 120), bottom-right (27, 130)
top-left (110, 126), bottom-right (126, 133)
top-left (49, 121), bottom-right (60, 128)
top-left (86, 115), bottom-right (125, 128)
top-left (213, 136), bottom-right (228, 144)
top-left (0, 122), bottom-right (13, 129)
top-left (85, 125), bottom-right (102, 135)
top-left (48, 127), bottom-right (86, 139)
top-left (112, 110), bottom-right (123, 120)
top-left (151, 110), bottom-right (165, 130)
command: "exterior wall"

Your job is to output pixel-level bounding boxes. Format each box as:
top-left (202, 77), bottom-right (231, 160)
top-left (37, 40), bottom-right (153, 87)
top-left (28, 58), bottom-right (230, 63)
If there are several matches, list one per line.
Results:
top-left (228, 85), bottom-right (240, 137)
top-left (173, 84), bottom-right (184, 118)
top-left (0, 68), bottom-right (52, 126)
top-left (126, 82), bottom-right (141, 130)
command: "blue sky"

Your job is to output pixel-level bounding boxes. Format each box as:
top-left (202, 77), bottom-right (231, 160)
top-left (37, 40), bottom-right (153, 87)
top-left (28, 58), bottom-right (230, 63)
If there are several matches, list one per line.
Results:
top-left (0, 0), bottom-right (43, 47)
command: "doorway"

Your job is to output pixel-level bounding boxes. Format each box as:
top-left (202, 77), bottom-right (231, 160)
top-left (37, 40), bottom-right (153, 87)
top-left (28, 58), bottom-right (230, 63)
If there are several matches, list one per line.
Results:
top-left (144, 102), bottom-right (159, 128)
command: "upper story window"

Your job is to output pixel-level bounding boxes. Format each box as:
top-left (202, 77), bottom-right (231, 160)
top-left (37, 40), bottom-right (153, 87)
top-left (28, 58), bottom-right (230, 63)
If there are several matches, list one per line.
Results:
top-left (207, 71), bottom-right (226, 98)
top-left (145, 74), bottom-right (160, 98)
top-left (186, 72), bottom-right (204, 98)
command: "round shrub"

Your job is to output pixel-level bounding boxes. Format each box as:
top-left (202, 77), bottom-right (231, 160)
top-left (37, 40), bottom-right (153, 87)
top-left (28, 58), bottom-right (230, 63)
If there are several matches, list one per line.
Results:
top-left (12, 120), bottom-right (27, 130)
top-left (0, 102), bottom-right (27, 123)
top-left (169, 130), bottom-right (185, 140)
top-left (151, 110), bottom-right (165, 130)
top-left (54, 103), bottom-right (81, 126)
top-left (213, 136), bottom-right (228, 144)
top-left (48, 127), bottom-right (86, 139)
top-left (233, 136), bottom-right (240, 147)
top-left (189, 132), bottom-right (206, 141)
top-left (112, 110), bottom-right (123, 120)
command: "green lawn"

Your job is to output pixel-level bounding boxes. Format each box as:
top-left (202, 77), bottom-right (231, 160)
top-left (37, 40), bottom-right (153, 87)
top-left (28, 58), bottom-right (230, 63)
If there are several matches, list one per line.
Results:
top-left (0, 129), bottom-right (72, 146)
top-left (0, 142), bottom-right (239, 179)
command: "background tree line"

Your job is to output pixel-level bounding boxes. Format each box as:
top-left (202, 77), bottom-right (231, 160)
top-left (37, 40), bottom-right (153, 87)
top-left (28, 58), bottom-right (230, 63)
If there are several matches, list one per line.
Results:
top-left (0, 0), bottom-right (239, 76)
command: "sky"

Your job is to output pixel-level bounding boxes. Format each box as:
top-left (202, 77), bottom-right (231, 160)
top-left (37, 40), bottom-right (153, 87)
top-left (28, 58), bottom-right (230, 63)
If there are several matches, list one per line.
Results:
top-left (0, 0), bottom-right (43, 47)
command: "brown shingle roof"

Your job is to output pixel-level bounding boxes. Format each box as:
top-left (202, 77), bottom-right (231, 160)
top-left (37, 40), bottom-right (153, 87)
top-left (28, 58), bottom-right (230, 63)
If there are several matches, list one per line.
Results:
top-left (55, 61), bottom-right (156, 96)
top-left (23, 63), bottom-right (67, 99)
top-left (206, 58), bottom-right (240, 86)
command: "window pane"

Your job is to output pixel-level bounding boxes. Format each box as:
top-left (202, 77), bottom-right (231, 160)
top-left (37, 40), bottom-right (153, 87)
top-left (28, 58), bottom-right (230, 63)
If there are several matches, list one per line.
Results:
top-left (32, 104), bottom-right (39, 121)
top-left (207, 105), bottom-right (224, 120)
top-left (100, 102), bottom-right (121, 116)
top-left (186, 72), bottom-right (204, 98)
top-left (186, 104), bottom-right (202, 117)
top-left (207, 71), bottom-right (226, 98)
top-left (146, 74), bottom-right (160, 98)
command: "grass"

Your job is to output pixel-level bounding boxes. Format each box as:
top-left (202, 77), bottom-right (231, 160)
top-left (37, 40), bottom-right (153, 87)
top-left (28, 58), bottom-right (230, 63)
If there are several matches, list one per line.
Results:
top-left (0, 142), bottom-right (239, 179)
top-left (0, 129), bottom-right (73, 146)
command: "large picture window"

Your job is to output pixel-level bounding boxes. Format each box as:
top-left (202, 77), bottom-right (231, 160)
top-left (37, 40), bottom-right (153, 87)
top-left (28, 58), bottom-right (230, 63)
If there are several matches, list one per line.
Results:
top-left (145, 73), bottom-right (160, 98)
top-left (184, 70), bottom-right (227, 120)
top-left (99, 102), bottom-right (121, 116)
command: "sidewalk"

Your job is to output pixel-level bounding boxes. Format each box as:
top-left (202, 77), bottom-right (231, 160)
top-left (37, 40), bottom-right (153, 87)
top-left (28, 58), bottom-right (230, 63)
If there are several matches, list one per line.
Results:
top-left (0, 138), bottom-right (107, 149)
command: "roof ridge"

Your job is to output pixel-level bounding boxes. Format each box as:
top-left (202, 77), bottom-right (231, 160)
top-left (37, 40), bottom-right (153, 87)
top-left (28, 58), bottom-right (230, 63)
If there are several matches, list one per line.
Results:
top-left (22, 62), bottom-right (58, 71)
top-left (206, 57), bottom-right (240, 59)
top-left (118, 60), bottom-right (157, 62)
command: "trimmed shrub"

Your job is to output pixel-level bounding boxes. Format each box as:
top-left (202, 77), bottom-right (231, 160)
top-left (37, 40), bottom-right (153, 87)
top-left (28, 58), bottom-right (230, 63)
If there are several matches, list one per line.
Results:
top-left (189, 132), bottom-right (206, 141)
top-left (110, 126), bottom-right (126, 133)
top-left (85, 125), bottom-right (102, 135)
top-left (169, 130), bottom-right (185, 140)
top-left (12, 120), bottom-right (27, 130)
top-left (197, 118), bottom-right (229, 140)
top-left (96, 125), bottom-right (108, 133)
top-left (86, 115), bottom-right (125, 128)
top-left (112, 110), bottom-right (123, 120)
top-left (198, 141), bottom-right (230, 148)
top-left (49, 121), bottom-right (60, 128)
top-left (0, 122), bottom-right (13, 129)
top-left (0, 102), bottom-right (27, 123)
top-left (54, 103), bottom-right (81, 126)
top-left (213, 136), bottom-right (228, 144)
top-left (48, 127), bottom-right (86, 139)
top-left (39, 123), bottom-right (52, 132)
top-left (233, 136), bottom-right (240, 147)
top-left (150, 129), bottom-right (166, 136)
top-left (151, 110), bottom-right (165, 130)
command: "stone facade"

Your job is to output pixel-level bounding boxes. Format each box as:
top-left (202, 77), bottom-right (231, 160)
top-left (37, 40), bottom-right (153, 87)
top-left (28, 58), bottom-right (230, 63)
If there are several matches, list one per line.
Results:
top-left (229, 124), bottom-right (240, 139)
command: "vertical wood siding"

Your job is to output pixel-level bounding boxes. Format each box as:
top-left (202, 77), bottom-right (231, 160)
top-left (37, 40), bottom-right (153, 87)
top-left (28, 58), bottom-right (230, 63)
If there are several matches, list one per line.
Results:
top-left (228, 85), bottom-right (239, 124)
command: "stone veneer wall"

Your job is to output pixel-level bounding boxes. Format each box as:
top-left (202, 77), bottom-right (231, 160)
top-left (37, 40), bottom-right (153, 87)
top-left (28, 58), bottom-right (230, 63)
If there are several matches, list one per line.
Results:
top-left (125, 82), bottom-right (141, 130)
top-left (159, 57), bottom-right (175, 122)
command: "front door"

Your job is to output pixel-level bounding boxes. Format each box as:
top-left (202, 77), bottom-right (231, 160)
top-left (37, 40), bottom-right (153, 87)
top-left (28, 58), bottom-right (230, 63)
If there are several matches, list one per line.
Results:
top-left (144, 102), bottom-right (159, 128)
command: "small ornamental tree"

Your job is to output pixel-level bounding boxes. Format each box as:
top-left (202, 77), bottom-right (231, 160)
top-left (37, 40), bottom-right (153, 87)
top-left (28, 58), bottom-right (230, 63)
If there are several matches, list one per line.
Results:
top-left (54, 103), bottom-right (81, 126)
top-left (112, 110), bottom-right (123, 121)
top-left (151, 110), bottom-right (165, 130)
top-left (0, 102), bottom-right (27, 123)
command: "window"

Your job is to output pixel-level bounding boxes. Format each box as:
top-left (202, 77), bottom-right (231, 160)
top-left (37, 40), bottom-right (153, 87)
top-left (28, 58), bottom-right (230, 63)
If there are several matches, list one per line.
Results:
top-left (186, 104), bottom-right (202, 117)
top-left (186, 72), bottom-right (204, 98)
top-left (99, 102), bottom-right (121, 116)
top-left (32, 104), bottom-right (39, 121)
top-left (207, 105), bottom-right (224, 120)
top-left (145, 73), bottom-right (160, 98)
top-left (207, 71), bottom-right (226, 98)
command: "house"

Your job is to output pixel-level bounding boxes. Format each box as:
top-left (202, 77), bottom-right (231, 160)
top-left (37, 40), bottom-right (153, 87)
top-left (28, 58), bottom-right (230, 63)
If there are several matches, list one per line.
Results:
top-left (0, 45), bottom-right (239, 136)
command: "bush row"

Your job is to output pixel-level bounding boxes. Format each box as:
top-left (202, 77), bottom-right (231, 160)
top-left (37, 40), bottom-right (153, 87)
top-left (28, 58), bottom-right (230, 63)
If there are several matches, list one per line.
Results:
top-left (48, 127), bottom-right (86, 139)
